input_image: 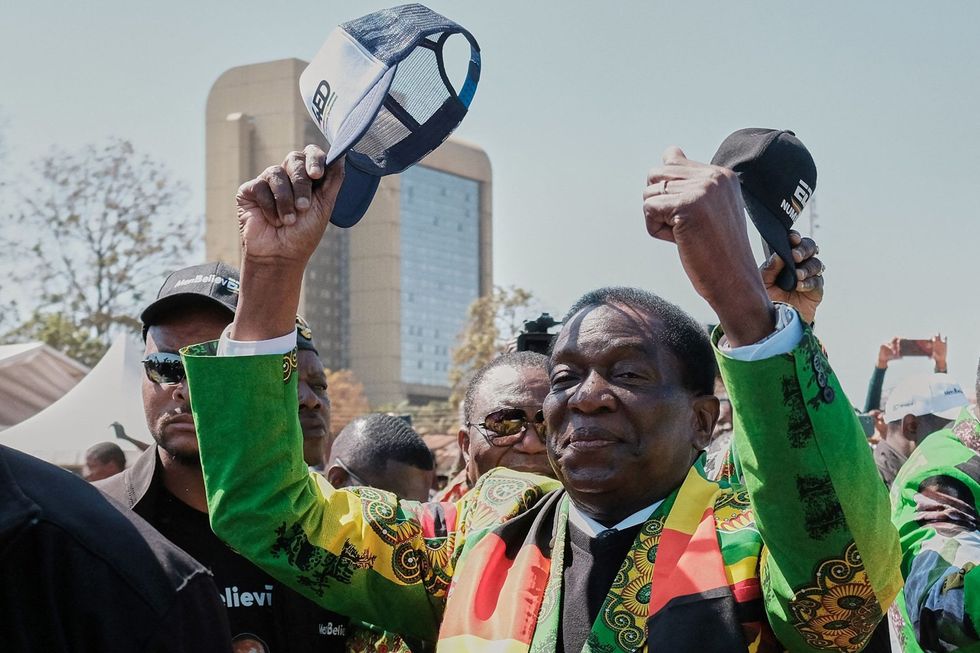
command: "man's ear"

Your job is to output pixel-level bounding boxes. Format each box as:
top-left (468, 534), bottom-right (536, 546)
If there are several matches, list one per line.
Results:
top-left (457, 427), bottom-right (471, 465)
top-left (901, 414), bottom-right (919, 440)
top-left (326, 465), bottom-right (348, 489)
top-left (691, 394), bottom-right (720, 451)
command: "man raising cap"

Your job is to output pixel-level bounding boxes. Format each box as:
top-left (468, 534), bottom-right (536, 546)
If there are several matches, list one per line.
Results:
top-left (182, 142), bottom-right (901, 651)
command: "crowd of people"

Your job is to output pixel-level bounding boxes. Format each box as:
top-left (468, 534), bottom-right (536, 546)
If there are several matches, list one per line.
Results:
top-left (2, 138), bottom-right (979, 653)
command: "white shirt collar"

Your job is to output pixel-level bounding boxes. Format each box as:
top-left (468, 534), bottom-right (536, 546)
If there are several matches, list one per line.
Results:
top-left (567, 498), bottom-right (664, 538)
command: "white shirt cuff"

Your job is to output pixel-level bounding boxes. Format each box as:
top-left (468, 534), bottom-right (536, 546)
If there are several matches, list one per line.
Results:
top-left (718, 304), bottom-right (803, 361)
top-left (216, 325), bottom-right (296, 356)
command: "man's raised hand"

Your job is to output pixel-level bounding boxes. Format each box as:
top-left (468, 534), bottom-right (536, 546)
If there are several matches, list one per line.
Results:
top-left (229, 145), bottom-right (344, 343)
top-left (236, 144), bottom-right (344, 268)
top-left (643, 146), bottom-right (774, 346)
top-left (761, 231), bottom-right (824, 325)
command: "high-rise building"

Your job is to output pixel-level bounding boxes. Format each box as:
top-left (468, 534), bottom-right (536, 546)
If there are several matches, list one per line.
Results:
top-left (206, 59), bottom-right (491, 406)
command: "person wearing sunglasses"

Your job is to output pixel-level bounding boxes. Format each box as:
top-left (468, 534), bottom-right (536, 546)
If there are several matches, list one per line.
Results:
top-left (97, 262), bottom-right (354, 652)
top-left (457, 351), bottom-right (553, 488)
top-left (326, 413), bottom-right (434, 503)
top-left (186, 144), bottom-right (900, 651)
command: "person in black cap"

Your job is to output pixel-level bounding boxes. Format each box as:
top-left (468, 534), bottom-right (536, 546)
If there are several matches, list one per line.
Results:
top-left (97, 262), bottom-right (353, 652)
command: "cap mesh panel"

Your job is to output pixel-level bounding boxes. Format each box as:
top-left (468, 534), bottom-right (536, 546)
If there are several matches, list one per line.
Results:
top-left (389, 45), bottom-right (448, 124)
top-left (334, 80), bottom-right (389, 148)
top-left (341, 4), bottom-right (463, 66)
top-left (351, 37), bottom-right (452, 170)
top-left (352, 106), bottom-right (412, 165)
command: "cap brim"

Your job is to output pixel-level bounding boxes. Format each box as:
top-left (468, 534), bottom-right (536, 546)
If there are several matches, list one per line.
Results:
top-left (742, 190), bottom-right (796, 290)
top-left (936, 405), bottom-right (967, 421)
top-left (329, 160), bottom-right (381, 228)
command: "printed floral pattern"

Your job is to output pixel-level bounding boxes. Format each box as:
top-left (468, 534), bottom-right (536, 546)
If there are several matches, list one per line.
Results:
top-left (788, 542), bottom-right (880, 652)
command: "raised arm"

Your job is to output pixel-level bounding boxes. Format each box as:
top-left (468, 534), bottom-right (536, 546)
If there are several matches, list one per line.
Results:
top-left (643, 146), bottom-right (902, 650)
top-left (186, 148), bottom-right (446, 639)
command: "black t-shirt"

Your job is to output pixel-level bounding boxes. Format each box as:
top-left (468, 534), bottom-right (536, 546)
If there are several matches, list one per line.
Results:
top-left (152, 488), bottom-right (350, 652)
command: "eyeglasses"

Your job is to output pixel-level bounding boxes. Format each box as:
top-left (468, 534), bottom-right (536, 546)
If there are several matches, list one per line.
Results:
top-left (334, 457), bottom-right (368, 486)
top-left (466, 408), bottom-right (547, 447)
top-left (141, 352), bottom-right (185, 385)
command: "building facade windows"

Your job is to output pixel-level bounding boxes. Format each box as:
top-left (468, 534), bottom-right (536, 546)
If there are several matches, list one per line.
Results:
top-left (399, 166), bottom-right (480, 387)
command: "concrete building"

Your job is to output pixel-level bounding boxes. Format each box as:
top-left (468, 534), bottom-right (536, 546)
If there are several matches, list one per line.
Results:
top-left (205, 59), bottom-right (492, 406)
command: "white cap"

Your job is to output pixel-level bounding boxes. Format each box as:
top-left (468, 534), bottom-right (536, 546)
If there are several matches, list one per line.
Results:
top-left (884, 373), bottom-right (968, 423)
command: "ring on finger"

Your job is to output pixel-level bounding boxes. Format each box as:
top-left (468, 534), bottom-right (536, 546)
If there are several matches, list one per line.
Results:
top-left (661, 179), bottom-right (669, 195)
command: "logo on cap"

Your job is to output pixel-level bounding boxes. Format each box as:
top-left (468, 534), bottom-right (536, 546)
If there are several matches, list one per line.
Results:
top-left (173, 273), bottom-right (240, 294)
top-left (781, 179), bottom-right (813, 221)
top-left (311, 80), bottom-right (338, 128)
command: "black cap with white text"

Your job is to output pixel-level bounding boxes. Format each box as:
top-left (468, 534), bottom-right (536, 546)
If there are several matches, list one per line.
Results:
top-left (711, 128), bottom-right (817, 292)
top-left (139, 262), bottom-right (239, 339)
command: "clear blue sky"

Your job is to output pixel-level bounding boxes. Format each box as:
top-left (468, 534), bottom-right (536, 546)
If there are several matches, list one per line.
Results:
top-left (2, 1), bottom-right (978, 403)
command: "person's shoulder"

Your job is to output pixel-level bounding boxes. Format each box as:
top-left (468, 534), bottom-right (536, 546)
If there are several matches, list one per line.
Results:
top-left (93, 444), bottom-right (157, 506)
top-left (474, 467), bottom-right (562, 499)
top-left (3, 446), bottom-right (213, 613)
top-left (711, 484), bottom-right (757, 531)
top-left (461, 468), bottom-right (562, 527)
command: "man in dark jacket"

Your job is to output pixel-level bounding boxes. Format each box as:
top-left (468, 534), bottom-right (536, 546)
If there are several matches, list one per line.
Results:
top-left (97, 262), bottom-right (351, 652)
top-left (0, 443), bottom-right (231, 652)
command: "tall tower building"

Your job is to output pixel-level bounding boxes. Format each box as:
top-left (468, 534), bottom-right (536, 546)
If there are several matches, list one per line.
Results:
top-left (205, 59), bottom-right (492, 406)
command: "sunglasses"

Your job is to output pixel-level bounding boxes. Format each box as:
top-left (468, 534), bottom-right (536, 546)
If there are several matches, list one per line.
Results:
top-left (141, 352), bottom-right (186, 385)
top-left (466, 408), bottom-right (547, 447)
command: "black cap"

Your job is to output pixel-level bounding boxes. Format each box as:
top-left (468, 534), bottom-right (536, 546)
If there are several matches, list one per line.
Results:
top-left (140, 262), bottom-right (240, 339)
top-left (711, 129), bottom-right (817, 292)
top-left (296, 315), bottom-right (318, 355)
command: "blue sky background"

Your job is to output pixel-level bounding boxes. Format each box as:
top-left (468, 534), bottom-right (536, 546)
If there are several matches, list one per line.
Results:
top-left (1, 1), bottom-right (978, 403)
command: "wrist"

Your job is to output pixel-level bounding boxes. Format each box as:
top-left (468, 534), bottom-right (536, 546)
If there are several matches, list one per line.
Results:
top-left (240, 255), bottom-right (306, 280)
top-left (715, 293), bottom-right (777, 348)
top-left (232, 259), bottom-right (304, 342)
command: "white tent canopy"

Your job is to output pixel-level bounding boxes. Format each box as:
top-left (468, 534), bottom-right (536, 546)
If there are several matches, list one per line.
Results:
top-left (0, 342), bottom-right (90, 429)
top-left (2, 334), bottom-right (151, 467)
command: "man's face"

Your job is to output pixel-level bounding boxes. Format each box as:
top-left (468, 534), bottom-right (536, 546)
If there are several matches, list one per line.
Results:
top-left (458, 365), bottom-right (552, 484)
top-left (544, 302), bottom-right (716, 523)
top-left (142, 309), bottom-right (231, 461)
top-left (713, 394), bottom-right (733, 439)
top-left (329, 459), bottom-right (434, 502)
top-left (298, 350), bottom-right (331, 466)
top-left (374, 461), bottom-right (434, 502)
top-left (83, 455), bottom-right (121, 482)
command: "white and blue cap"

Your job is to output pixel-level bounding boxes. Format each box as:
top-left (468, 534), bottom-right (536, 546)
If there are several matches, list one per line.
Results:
top-left (299, 4), bottom-right (481, 228)
top-left (884, 373), bottom-right (969, 424)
